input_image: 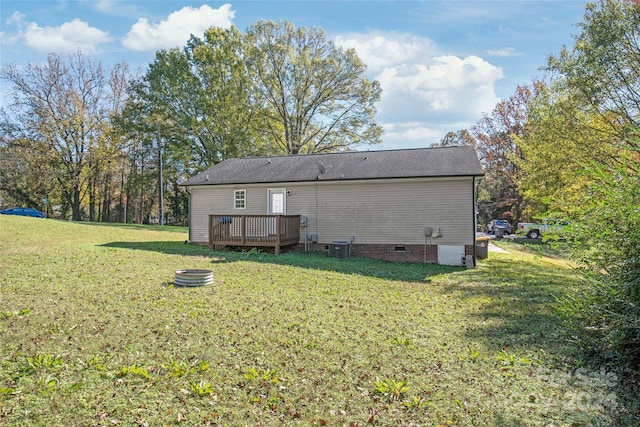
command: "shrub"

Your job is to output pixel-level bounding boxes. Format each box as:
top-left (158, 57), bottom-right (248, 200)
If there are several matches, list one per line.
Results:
top-left (560, 146), bottom-right (640, 369)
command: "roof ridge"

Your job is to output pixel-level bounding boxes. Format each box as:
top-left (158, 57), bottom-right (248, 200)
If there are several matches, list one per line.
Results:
top-left (227, 145), bottom-right (471, 161)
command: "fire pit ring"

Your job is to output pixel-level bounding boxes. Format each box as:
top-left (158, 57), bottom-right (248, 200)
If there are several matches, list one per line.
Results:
top-left (174, 269), bottom-right (213, 287)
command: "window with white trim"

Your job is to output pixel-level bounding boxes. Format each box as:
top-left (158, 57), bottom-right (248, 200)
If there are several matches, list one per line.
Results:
top-left (234, 190), bottom-right (246, 209)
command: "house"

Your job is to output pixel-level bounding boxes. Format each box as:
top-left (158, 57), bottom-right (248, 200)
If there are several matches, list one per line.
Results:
top-left (181, 146), bottom-right (484, 266)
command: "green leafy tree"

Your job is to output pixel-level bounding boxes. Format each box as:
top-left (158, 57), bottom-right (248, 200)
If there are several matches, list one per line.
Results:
top-left (133, 26), bottom-right (269, 170)
top-left (111, 73), bottom-right (156, 224)
top-left (545, 0), bottom-right (639, 145)
top-left (245, 20), bottom-right (383, 154)
top-left (121, 21), bottom-right (384, 224)
top-left (520, 0), bottom-right (640, 369)
top-left (122, 27), bottom-right (265, 224)
top-left (517, 0), bottom-right (639, 217)
top-left (560, 142), bottom-right (640, 367)
top-left (0, 127), bottom-right (56, 212)
top-left (515, 83), bottom-right (621, 218)
top-left (112, 97), bottom-right (162, 224)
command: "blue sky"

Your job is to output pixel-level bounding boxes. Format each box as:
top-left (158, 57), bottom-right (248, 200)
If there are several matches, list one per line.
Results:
top-left (0, 1), bottom-right (588, 150)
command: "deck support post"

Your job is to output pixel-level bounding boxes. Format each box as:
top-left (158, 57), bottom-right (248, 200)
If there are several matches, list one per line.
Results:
top-left (241, 216), bottom-right (246, 245)
top-left (275, 215), bottom-right (281, 255)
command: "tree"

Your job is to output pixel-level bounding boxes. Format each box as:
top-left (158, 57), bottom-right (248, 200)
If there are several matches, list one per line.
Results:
top-left (559, 141), bottom-right (640, 368)
top-left (519, 0), bottom-right (640, 369)
top-left (124, 20), bottom-right (384, 221)
top-left (1, 52), bottom-right (130, 220)
top-left (515, 83), bottom-right (621, 218)
top-left (518, 0), bottom-right (639, 218)
top-left (112, 89), bottom-right (164, 224)
top-left (85, 62), bottom-right (132, 222)
top-left (133, 26), bottom-right (269, 171)
top-left (245, 20), bottom-right (383, 154)
top-left (121, 27), bottom-right (270, 224)
top-left (545, 0), bottom-right (640, 147)
top-left (432, 129), bottom-right (475, 148)
top-left (0, 123), bottom-right (56, 211)
top-left (471, 85), bottom-right (534, 224)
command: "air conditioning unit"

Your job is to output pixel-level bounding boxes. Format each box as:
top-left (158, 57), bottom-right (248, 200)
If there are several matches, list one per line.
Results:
top-left (329, 241), bottom-right (350, 258)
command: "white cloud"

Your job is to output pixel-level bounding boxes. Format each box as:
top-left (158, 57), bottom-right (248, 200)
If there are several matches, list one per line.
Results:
top-left (399, 124), bottom-right (440, 140)
top-left (415, 55), bottom-right (503, 111)
top-left (486, 47), bottom-right (522, 57)
top-left (380, 122), bottom-right (447, 150)
top-left (122, 4), bottom-right (235, 51)
top-left (95, 0), bottom-right (118, 13)
top-left (0, 12), bottom-right (25, 45)
top-left (18, 18), bottom-right (112, 54)
top-left (335, 31), bottom-right (504, 148)
top-left (7, 11), bottom-right (26, 26)
top-left (94, 0), bottom-right (143, 18)
top-left (335, 32), bottom-right (438, 74)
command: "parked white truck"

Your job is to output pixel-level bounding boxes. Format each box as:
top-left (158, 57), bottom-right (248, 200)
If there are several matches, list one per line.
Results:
top-left (516, 220), bottom-right (568, 239)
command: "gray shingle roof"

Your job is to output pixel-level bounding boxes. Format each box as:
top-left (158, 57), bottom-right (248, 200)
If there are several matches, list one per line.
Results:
top-left (181, 146), bottom-right (483, 186)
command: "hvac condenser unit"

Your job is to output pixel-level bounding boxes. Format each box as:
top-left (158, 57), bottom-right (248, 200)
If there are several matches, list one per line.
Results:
top-left (329, 241), bottom-right (351, 259)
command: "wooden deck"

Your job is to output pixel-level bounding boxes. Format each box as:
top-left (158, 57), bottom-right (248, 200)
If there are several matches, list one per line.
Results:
top-left (208, 214), bottom-right (301, 254)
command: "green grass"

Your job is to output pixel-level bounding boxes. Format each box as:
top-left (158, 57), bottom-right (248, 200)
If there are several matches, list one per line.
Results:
top-left (0, 216), bottom-right (636, 426)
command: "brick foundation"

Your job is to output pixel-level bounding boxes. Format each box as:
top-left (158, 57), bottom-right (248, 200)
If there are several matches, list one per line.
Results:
top-left (291, 243), bottom-right (473, 264)
top-left (242, 242), bottom-right (476, 265)
top-left (352, 243), bottom-right (437, 263)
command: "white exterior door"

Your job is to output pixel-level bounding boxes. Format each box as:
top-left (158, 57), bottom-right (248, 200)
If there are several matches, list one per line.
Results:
top-left (267, 189), bottom-right (286, 234)
top-left (268, 189), bottom-right (286, 215)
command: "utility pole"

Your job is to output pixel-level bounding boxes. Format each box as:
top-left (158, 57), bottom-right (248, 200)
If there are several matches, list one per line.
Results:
top-left (157, 123), bottom-right (164, 226)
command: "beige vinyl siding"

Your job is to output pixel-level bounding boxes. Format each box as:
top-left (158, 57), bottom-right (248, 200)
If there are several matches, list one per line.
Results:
top-left (188, 177), bottom-right (474, 246)
top-left (310, 178), bottom-right (472, 245)
top-left (189, 186), bottom-right (230, 243)
top-left (190, 184), bottom-right (292, 242)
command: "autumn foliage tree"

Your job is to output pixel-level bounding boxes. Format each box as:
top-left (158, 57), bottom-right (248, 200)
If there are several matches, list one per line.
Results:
top-left (470, 85), bottom-right (534, 224)
top-left (433, 129), bottom-right (475, 148)
top-left (1, 52), bottom-right (130, 221)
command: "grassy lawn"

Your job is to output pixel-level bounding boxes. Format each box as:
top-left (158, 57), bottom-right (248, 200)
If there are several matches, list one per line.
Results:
top-left (0, 217), bottom-right (634, 426)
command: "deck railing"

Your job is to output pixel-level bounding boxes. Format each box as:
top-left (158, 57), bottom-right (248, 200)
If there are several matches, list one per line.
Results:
top-left (209, 214), bottom-right (301, 254)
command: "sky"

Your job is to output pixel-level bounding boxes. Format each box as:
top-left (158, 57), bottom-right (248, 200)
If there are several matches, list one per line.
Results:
top-left (0, 0), bottom-right (588, 150)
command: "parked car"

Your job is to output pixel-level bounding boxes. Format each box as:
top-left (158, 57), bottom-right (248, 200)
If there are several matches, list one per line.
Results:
top-left (486, 219), bottom-right (512, 234)
top-left (0, 207), bottom-right (45, 218)
top-left (517, 219), bottom-right (568, 239)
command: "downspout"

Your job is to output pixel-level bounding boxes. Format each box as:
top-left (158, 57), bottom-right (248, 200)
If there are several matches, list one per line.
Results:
top-left (472, 177), bottom-right (477, 265)
top-left (187, 186), bottom-right (192, 242)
